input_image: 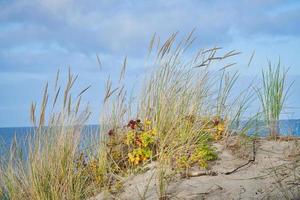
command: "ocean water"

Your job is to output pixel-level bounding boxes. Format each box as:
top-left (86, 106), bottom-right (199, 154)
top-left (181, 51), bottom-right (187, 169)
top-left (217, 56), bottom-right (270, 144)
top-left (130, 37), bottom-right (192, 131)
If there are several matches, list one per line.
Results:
top-left (0, 120), bottom-right (300, 156)
top-left (252, 119), bottom-right (300, 136)
top-left (0, 125), bottom-right (100, 157)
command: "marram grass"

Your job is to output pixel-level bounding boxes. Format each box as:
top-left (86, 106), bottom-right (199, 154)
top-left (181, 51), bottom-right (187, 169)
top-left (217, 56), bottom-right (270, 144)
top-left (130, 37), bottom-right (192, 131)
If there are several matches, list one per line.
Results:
top-left (0, 32), bottom-right (292, 200)
top-left (256, 61), bottom-right (293, 138)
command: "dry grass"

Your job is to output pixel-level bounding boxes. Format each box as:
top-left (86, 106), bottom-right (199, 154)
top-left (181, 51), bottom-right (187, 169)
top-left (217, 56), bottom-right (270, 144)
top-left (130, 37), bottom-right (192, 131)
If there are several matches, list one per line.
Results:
top-left (0, 32), bottom-right (295, 200)
top-left (0, 69), bottom-right (94, 200)
top-left (266, 140), bottom-right (300, 199)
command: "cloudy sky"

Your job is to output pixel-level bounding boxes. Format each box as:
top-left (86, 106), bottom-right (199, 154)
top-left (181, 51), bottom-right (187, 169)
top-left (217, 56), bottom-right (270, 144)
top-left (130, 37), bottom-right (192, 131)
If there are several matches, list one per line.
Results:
top-left (1, 0), bottom-right (300, 127)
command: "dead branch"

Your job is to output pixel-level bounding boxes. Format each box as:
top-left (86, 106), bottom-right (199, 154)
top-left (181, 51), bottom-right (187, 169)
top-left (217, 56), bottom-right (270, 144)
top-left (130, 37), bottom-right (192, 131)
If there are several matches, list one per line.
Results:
top-left (183, 170), bottom-right (218, 178)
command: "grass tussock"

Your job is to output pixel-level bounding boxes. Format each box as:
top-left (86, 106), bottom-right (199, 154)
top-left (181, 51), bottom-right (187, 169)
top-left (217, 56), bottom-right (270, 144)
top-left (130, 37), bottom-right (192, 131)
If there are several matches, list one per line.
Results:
top-left (0, 69), bottom-right (94, 200)
top-left (0, 32), bottom-right (295, 200)
top-left (256, 61), bottom-right (293, 138)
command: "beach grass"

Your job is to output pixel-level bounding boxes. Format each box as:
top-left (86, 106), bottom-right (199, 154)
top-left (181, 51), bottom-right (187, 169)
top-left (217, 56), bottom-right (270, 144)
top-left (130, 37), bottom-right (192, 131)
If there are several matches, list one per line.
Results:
top-left (256, 61), bottom-right (293, 138)
top-left (0, 32), bottom-right (295, 200)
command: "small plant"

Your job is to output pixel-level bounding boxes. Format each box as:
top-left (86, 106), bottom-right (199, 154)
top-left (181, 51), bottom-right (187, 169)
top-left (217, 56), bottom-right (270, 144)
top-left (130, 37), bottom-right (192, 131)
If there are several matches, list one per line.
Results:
top-left (256, 61), bottom-right (293, 138)
top-left (91, 119), bottom-right (157, 173)
top-left (190, 144), bottom-right (218, 169)
top-left (200, 116), bottom-right (227, 141)
top-left (174, 142), bottom-right (217, 170)
top-left (125, 119), bottom-right (157, 166)
top-left (171, 115), bottom-right (220, 171)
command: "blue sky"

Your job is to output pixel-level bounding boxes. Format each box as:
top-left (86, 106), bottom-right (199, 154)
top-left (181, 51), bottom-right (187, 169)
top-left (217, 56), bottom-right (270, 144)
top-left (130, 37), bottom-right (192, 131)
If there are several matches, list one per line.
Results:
top-left (0, 0), bottom-right (300, 127)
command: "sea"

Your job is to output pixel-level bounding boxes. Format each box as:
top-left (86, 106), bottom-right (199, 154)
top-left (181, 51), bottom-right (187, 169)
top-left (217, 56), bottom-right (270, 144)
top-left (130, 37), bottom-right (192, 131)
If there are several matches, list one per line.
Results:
top-left (0, 125), bottom-right (100, 157)
top-left (0, 120), bottom-right (300, 156)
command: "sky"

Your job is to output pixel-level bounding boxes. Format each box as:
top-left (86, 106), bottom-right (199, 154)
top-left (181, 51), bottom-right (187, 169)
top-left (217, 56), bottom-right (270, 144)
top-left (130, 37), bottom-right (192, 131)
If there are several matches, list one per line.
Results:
top-left (0, 0), bottom-right (300, 127)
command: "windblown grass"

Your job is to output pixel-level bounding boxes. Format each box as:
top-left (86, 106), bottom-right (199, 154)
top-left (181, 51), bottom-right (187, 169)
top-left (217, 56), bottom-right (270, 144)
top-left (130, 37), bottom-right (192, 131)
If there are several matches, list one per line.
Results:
top-left (0, 32), bottom-right (290, 200)
top-left (0, 69), bottom-right (95, 200)
top-left (96, 32), bottom-right (257, 198)
top-left (256, 61), bottom-right (293, 138)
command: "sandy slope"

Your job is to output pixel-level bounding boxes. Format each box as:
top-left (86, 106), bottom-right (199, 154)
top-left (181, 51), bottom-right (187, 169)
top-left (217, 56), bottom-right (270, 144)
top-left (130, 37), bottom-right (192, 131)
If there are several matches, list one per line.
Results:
top-left (92, 138), bottom-right (300, 200)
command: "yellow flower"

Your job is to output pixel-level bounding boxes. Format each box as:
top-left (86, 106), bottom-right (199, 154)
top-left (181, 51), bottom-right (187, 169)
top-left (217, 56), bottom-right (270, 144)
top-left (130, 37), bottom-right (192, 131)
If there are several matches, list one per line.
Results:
top-left (214, 133), bottom-right (222, 140)
top-left (217, 123), bottom-right (225, 131)
top-left (125, 130), bottom-right (135, 145)
top-left (151, 128), bottom-right (157, 135)
top-left (134, 157), bottom-right (140, 165)
top-left (128, 153), bottom-right (135, 163)
top-left (144, 119), bottom-right (152, 126)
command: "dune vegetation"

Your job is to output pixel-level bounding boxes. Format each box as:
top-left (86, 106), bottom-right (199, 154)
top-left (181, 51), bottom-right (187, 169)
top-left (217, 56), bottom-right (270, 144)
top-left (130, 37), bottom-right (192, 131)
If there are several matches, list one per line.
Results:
top-left (0, 32), bottom-right (297, 200)
top-left (256, 62), bottom-right (293, 138)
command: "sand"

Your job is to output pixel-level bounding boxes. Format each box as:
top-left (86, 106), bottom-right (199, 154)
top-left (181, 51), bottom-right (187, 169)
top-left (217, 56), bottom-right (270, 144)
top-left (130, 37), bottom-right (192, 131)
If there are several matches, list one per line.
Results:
top-left (92, 138), bottom-right (300, 200)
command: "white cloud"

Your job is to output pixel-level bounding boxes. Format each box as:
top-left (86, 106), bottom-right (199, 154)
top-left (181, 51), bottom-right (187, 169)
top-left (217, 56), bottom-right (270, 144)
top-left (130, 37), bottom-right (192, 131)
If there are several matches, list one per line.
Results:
top-left (1, 0), bottom-right (300, 126)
